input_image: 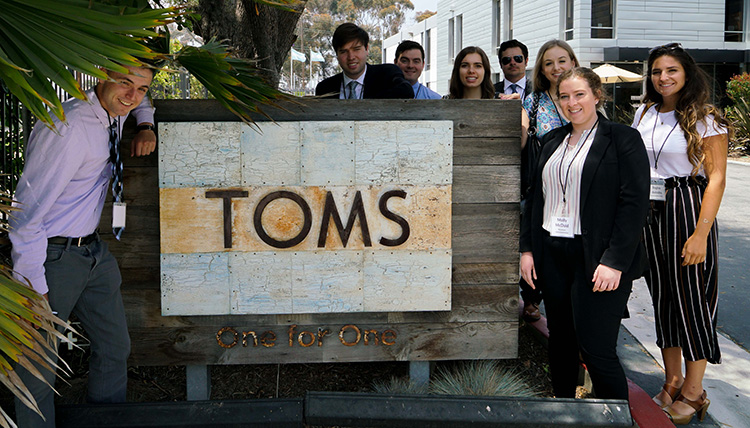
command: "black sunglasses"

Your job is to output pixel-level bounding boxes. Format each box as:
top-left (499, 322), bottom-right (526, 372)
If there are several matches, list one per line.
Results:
top-left (649, 42), bottom-right (683, 54)
top-left (501, 55), bottom-right (524, 65)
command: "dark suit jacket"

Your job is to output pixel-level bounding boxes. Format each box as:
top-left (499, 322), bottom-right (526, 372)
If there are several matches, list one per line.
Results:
top-left (494, 79), bottom-right (532, 99)
top-left (520, 113), bottom-right (650, 285)
top-left (315, 64), bottom-right (414, 99)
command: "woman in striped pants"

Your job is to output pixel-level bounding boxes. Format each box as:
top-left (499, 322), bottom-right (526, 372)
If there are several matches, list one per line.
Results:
top-left (633, 43), bottom-right (732, 425)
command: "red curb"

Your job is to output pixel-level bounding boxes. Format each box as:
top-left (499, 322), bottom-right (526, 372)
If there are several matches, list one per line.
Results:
top-left (627, 379), bottom-right (675, 428)
top-left (520, 303), bottom-right (675, 428)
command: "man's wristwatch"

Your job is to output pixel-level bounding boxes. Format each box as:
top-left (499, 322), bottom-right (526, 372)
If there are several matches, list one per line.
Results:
top-left (136, 123), bottom-right (156, 133)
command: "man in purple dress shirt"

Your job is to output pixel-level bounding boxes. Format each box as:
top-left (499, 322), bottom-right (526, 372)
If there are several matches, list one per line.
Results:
top-left (9, 64), bottom-right (155, 427)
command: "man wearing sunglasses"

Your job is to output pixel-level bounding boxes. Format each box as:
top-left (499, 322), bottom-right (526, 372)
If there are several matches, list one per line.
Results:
top-left (494, 39), bottom-right (531, 100)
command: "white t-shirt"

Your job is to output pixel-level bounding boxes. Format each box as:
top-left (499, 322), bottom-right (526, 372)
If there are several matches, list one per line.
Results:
top-left (632, 104), bottom-right (726, 179)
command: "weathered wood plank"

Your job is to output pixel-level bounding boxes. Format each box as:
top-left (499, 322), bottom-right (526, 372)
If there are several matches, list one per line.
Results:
top-left (127, 320), bottom-right (518, 365)
top-left (453, 137), bottom-right (520, 166)
top-left (124, 281), bottom-right (517, 331)
top-left (452, 263), bottom-right (519, 285)
top-left (153, 99), bottom-right (521, 139)
top-left (453, 165), bottom-right (520, 204)
top-left (452, 204), bottom-right (519, 263)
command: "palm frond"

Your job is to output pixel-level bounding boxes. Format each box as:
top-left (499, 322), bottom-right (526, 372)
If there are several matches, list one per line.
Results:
top-left (174, 39), bottom-right (290, 130)
top-left (0, 0), bottom-right (177, 129)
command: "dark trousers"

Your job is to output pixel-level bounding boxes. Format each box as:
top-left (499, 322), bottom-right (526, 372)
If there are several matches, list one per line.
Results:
top-left (541, 233), bottom-right (632, 400)
top-left (15, 238), bottom-right (130, 428)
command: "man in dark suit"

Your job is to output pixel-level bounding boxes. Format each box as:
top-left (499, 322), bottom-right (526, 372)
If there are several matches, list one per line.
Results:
top-left (494, 39), bottom-right (532, 100)
top-left (316, 23), bottom-right (413, 99)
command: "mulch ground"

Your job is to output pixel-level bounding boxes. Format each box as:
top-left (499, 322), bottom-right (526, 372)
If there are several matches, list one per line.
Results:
top-left (1, 324), bottom-right (553, 419)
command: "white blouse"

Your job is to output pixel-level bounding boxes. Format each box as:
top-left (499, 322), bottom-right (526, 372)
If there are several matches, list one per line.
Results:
top-left (632, 104), bottom-right (726, 179)
top-left (542, 127), bottom-right (598, 236)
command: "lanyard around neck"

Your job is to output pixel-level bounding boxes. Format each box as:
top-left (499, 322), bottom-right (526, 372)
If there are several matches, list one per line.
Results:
top-left (558, 119), bottom-right (599, 204)
top-left (650, 104), bottom-right (679, 171)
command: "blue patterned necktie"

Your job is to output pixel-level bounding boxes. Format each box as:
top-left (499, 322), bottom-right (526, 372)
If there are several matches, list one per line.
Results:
top-left (108, 120), bottom-right (124, 240)
top-left (347, 80), bottom-right (358, 99)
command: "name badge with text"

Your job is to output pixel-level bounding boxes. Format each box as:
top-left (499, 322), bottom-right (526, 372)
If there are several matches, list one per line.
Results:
top-left (112, 202), bottom-right (127, 228)
top-left (650, 178), bottom-right (666, 201)
top-left (550, 216), bottom-right (574, 238)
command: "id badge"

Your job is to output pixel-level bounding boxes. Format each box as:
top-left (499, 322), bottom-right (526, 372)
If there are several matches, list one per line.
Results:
top-left (112, 202), bottom-right (127, 228)
top-left (650, 178), bottom-right (666, 201)
top-left (550, 216), bottom-right (574, 238)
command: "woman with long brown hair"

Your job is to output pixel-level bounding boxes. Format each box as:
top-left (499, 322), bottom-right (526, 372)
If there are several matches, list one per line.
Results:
top-left (445, 46), bottom-right (495, 99)
top-left (633, 43), bottom-right (732, 424)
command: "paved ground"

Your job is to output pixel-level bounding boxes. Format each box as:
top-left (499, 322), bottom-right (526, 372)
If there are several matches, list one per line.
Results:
top-left (716, 160), bottom-right (750, 351)
top-left (620, 160), bottom-right (750, 428)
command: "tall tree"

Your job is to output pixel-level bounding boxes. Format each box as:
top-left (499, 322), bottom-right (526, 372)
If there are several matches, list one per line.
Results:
top-left (187, 0), bottom-right (308, 87)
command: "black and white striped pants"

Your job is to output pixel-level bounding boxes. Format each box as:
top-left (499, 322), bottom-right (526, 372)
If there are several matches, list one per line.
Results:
top-left (642, 175), bottom-right (721, 364)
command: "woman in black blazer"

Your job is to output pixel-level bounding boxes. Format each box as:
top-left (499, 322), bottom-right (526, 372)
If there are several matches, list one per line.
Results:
top-left (519, 67), bottom-right (650, 399)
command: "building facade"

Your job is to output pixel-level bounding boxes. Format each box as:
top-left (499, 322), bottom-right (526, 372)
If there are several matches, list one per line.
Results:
top-left (385, 0), bottom-right (748, 111)
top-left (382, 15), bottom-right (440, 92)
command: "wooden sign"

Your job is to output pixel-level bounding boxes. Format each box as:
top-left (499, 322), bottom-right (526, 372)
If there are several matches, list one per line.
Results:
top-left (158, 121), bottom-right (453, 315)
top-left (110, 99), bottom-right (521, 365)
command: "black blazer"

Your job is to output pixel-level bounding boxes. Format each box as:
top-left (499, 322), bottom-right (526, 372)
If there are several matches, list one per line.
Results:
top-left (520, 113), bottom-right (650, 284)
top-left (315, 64), bottom-right (414, 99)
top-left (494, 79), bottom-right (532, 99)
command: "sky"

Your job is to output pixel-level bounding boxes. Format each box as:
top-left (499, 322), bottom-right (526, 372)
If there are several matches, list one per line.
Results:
top-left (406, 0), bottom-right (439, 25)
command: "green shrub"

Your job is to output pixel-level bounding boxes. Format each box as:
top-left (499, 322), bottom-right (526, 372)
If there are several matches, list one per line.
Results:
top-left (727, 97), bottom-right (750, 155)
top-left (726, 73), bottom-right (750, 103)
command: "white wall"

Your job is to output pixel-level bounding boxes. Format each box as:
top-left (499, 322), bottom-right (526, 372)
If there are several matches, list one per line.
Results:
top-left (430, 0), bottom-right (748, 93)
top-left (382, 15), bottom-right (440, 91)
top-left (436, 0), bottom-right (499, 94)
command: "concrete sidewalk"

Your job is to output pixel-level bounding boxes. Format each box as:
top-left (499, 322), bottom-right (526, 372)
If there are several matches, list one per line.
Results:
top-left (528, 275), bottom-right (750, 427)
top-left (622, 278), bottom-right (750, 428)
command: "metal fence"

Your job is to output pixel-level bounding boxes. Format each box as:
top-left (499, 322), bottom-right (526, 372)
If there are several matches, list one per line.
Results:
top-left (1, 68), bottom-right (210, 202)
top-left (0, 84), bottom-right (29, 197)
top-left (1, 70), bottom-right (100, 199)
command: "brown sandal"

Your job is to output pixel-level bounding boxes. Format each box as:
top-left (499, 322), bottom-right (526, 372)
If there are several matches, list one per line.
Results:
top-left (666, 390), bottom-right (710, 425)
top-left (522, 302), bottom-right (541, 322)
top-left (653, 383), bottom-right (681, 409)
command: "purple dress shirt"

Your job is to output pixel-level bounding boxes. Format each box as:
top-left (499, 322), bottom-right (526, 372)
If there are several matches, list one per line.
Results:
top-left (9, 89), bottom-right (154, 294)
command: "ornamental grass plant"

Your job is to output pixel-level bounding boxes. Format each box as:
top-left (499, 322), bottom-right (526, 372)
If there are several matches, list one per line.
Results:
top-left (372, 360), bottom-right (542, 398)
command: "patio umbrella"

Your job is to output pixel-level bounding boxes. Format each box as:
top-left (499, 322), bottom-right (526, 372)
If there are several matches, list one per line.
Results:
top-left (592, 64), bottom-right (643, 83)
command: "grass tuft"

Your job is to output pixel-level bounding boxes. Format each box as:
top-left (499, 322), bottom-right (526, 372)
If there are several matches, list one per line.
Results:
top-left (371, 376), bottom-right (429, 395)
top-left (430, 361), bottom-right (541, 398)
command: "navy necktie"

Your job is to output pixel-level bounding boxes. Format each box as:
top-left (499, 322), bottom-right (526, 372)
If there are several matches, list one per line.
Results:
top-left (108, 121), bottom-right (124, 240)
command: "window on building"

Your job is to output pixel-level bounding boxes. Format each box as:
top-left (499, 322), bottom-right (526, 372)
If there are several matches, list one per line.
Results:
top-left (449, 17), bottom-right (455, 60)
top-left (456, 14), bottom-right (463, 52)
top-left (506, 0), bottom-right (514, 40)
top-left (565, 0), bottom-right (574, 40)
top-left (591, 0), bottom-right (614, 38)
top-left (725, 0), bottom-right (744, 42)
top-left (425, 29), bottom-right (432, 71)
top-left (493, 0), bottom-right (502, 56)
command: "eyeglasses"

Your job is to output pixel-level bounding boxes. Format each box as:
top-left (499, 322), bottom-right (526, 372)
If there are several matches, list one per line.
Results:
top-left (501, 55), bottom-right (524, 65)
top-left (649, 43), bottom-right (683, 54)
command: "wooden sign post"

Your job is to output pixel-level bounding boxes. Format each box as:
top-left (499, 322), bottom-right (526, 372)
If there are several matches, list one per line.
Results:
top-left (108, 99), bottom-right (521, 368)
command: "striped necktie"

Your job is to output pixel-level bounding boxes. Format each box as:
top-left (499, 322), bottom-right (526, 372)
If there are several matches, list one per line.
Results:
top-left (347, 81), bottom-right (359, 99)
top-left (108, 121), bottom-right (124, 240)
